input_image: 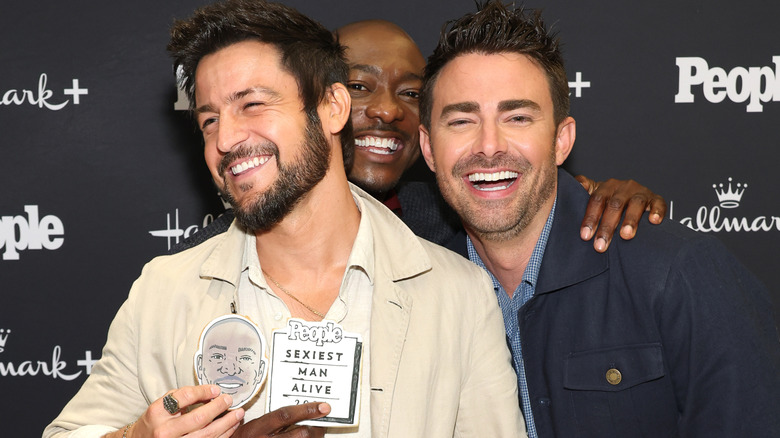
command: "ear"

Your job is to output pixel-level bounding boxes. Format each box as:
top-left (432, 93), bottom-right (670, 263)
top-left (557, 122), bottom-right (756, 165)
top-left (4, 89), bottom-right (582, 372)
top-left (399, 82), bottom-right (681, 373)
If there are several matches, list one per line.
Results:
top-left (419, 125), bottom-right (437, 172)
top-left (321, 82), bottom-right (352, 135)
top-left (196, 354), bottom-right (203, 380)
top-left (554, 116), bottom-right (576, 166)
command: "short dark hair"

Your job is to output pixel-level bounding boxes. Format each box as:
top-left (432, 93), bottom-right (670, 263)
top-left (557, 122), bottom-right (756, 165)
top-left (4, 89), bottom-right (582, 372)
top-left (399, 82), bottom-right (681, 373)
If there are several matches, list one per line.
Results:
top-left (167, 0), bottom-right (353, 169)
top-left (420, 0), bottom-right (568, 129)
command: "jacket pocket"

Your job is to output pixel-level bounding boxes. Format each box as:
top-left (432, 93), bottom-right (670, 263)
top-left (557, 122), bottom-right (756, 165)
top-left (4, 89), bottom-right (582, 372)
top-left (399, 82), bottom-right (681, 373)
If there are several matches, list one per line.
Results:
top-left (562, 343), bottom-right (677, 438)
top-left (563, 343), bottom-right (664, 391)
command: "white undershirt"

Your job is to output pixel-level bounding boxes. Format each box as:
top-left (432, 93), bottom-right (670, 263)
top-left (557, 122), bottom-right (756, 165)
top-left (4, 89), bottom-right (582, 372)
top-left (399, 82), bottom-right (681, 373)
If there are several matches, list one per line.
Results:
top-left (236, 194), bottom-right (374, 437)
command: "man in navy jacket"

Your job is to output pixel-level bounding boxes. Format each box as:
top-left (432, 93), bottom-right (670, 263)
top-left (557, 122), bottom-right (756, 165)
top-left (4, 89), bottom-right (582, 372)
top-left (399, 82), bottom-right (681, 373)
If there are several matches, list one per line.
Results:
top-left (420, 2), bottom-right (780, 436)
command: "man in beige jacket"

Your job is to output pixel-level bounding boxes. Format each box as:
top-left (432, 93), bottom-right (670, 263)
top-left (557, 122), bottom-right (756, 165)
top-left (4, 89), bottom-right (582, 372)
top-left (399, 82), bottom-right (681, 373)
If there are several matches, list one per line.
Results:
top-left (44, 1), bottom-right (525, 437)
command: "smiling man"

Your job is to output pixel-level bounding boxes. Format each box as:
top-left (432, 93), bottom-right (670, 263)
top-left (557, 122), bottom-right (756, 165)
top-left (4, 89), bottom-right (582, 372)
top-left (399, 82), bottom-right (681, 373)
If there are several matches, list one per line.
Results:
top-left (44, 1), bottom-right (526, 437)
top-left (173, 18), bottom-right (667, 254)
top-left (339, 20), bottom-right (423, 198)
top-left (420, 2), bottom-right (780, 437)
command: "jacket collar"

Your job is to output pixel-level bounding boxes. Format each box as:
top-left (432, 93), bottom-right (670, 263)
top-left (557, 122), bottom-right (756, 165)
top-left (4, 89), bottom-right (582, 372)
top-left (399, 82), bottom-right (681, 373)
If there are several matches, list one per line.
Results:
top-left (196, 183), bottom-right (431, 436)
top-left (198, 183), bottom-right (432, 286)
top-left (535, 169), bottom-right (608, 294)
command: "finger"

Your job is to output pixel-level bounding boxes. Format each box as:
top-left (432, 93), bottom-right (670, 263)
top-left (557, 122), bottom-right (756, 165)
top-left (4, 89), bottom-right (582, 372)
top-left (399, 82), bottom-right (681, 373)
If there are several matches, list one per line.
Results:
top-left (237, 403), bottom-right (330, 437)
top-left (193, 406), bottom-right (244, 438)
top-left (166, 393), bottom-right (233, 437)
top-left (617, 194), bottom-right (651, 240)
top-left (647, 195), bottom-right (667, 224)
top-left (574, 174), bottom-right (598, 194)
top-left (593, 195), bottom-right (627, 252)
top-left (159, 385), bottom-right (222, 415)
top-left (267, 402), bottom-right (331, 430)
top-left (580, 192), bottom-right (607, 241)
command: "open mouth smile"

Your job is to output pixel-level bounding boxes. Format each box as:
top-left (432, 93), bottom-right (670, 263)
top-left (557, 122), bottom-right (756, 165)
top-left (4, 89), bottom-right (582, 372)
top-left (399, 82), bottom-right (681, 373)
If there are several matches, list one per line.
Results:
top-left (230, 156), bottom-right (271, 176)
top-left (467, 170), bottom-right (519, 191)
top-left (215, 376), bottom-right (246, 389)
top-left (355, 136), bottom-right (402, 155)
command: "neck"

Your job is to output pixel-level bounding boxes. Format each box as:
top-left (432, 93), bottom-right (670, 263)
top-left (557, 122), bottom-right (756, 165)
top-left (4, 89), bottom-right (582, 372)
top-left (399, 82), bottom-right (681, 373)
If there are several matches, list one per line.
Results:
top-left (466, 198), bottom-right (554, 297)
top-left (256, 170), bottom-right (360, 274)
top-left (254, 167), bottom-right (360, 320)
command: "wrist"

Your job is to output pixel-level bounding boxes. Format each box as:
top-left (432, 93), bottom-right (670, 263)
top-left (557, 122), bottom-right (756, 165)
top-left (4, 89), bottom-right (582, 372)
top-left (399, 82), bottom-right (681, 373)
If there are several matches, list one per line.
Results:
top-left (122, 421), bottom-right (135, 438)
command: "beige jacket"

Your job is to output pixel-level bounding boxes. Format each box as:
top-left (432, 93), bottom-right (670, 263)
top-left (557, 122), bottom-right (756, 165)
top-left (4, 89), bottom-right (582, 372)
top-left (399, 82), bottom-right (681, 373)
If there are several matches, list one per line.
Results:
top-left (44, 185), bottom-right (525, 438)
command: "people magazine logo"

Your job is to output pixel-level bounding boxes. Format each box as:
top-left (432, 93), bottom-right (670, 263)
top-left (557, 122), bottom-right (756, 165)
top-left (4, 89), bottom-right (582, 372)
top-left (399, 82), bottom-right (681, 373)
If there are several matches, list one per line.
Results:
top-left (0, 328), bottom-right (98, 381)
top-left (670, 177), bottom-right (779, 233)
top-left (1, 205), bottom-right (65, 261)
top-left (0, 73), bottom-right (88, 110)
top-left (676, 56), bottom-right (780, 112)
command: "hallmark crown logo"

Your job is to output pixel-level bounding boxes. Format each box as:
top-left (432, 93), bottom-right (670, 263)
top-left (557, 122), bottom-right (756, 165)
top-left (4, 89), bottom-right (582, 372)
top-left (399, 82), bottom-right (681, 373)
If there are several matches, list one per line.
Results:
top-left (713, 177), bottom-right (747, 209)
top-left (0, 329), bottom-right (10, 353)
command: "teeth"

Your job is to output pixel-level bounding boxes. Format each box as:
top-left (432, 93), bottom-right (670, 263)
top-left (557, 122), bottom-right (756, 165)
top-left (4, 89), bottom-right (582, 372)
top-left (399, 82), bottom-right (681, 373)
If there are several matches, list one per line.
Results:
top-left (355, 136), bottom-right (399, 151)
top-left (218, 383), bottom-right (241, 389)
top-left (231, 156), bottom-right (270, 175)
top-left (467, 171), bottom-right (519, 182)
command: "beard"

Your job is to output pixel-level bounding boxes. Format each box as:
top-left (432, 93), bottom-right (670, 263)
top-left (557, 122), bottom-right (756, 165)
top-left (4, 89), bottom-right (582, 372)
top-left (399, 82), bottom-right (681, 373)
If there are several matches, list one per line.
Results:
top-left (218, 112), bottom-right (331, 233)
top-left (436, 146), bottom-right (557, 243)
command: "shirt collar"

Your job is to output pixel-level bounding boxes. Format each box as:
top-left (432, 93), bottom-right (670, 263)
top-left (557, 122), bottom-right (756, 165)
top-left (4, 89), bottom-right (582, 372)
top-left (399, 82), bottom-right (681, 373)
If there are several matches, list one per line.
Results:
top-left (467, 197), bottom-right (557, 293)
top-left (240, 190), bottom-right (376, 287)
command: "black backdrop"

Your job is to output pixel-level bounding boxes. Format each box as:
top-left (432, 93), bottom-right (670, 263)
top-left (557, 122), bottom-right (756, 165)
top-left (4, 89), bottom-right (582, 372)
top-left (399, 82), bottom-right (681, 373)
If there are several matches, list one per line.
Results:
top-left (1, 1), bottom-right (777, 436)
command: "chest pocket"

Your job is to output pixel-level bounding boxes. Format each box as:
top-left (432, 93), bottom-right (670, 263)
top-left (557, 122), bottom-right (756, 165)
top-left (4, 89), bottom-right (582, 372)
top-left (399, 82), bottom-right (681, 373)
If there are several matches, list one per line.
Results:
top-left (562, 343), bottom-right (677, 438)
top-left (564, 343), bottom-right (663, 391)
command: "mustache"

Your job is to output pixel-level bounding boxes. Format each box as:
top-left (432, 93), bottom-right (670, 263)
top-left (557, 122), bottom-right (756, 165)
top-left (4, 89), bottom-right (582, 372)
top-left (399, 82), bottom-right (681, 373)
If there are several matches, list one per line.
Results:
top-left (354, 122), bottom-right (412, 143)
top-left (217, 142), bottom-right (280, 177)
top-left (451, 154), bottom-right (530, 177)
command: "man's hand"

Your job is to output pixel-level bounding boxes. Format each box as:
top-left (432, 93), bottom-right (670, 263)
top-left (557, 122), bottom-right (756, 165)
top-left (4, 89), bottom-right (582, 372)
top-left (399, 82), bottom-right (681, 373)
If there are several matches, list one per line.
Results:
top-left (232, 402), bottom-right (330, 438)
top-left (112, 385), bottom-right (243, 438)
top-left (576, 176), bottom-right (666, 253)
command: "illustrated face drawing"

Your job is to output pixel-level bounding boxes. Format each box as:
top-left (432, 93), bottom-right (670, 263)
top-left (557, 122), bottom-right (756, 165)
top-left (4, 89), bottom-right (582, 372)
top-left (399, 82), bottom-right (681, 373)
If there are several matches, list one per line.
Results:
top-left (195, 315), bottom-right (268, 409)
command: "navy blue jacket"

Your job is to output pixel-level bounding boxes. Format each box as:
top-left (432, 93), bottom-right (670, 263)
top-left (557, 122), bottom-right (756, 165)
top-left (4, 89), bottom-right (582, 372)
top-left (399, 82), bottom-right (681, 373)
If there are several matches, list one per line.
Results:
top-left (446, 169), bottom-right (780, 437)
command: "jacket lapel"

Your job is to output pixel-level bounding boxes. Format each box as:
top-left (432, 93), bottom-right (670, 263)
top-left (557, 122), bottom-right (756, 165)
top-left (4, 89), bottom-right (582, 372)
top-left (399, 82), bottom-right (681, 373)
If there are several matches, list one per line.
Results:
top-left (535, 169), bottom-right (609, 294)
top-left (353, 184), bottom-right (430, 437)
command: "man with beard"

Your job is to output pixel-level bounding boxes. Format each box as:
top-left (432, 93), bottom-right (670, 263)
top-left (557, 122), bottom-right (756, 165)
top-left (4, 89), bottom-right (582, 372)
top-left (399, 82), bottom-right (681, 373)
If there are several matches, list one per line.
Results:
top-left (173, 18), bottom-right (667, 253)
top-left (44, 1), bottom-right (525, 437)
top-left (420, 2), bottom-right (780, 437)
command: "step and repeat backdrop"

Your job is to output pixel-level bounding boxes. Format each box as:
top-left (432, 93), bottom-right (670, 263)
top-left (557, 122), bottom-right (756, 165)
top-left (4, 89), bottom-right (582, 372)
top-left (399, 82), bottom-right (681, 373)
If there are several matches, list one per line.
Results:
top-left (1, 0), bottom-right (777, 435)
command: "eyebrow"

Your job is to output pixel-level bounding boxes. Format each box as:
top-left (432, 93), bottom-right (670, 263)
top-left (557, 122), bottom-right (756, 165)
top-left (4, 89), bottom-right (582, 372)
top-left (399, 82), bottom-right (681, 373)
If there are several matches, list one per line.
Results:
top-left (498, 99), bottom-right (541, 113)
top-left (439, 101), bottom-right (480, 119)
top-left (350, 64), bottom-right (422, 82)
top-left (439, 99), bottom-right (542, 119)
top-left (208, 344), bottom-right (227, 350)
top-left (194, 86), bottom-right (281, 115)
top-left (238, 347), bottom-right (257, 354)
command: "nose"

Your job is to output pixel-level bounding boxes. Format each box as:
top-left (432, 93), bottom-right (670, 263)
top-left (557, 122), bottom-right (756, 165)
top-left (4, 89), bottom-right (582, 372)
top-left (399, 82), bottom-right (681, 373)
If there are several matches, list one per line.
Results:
top-left (215, 112), bottom-right (250, 154)
top-left (364, 89), bottom-right (404, 124)
top-left (221, 357), bottom-right (239, 375)
top-left (471, 121), bottom-right (507, 157)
